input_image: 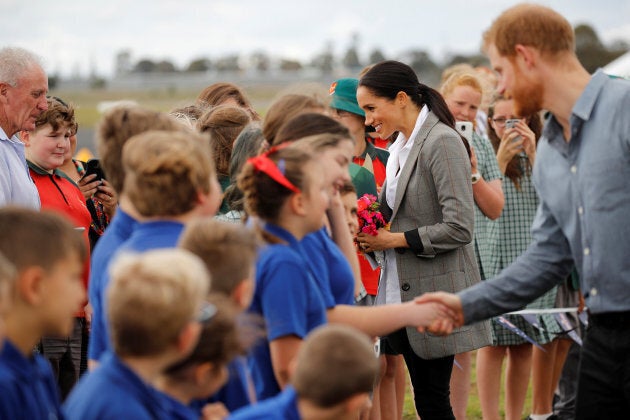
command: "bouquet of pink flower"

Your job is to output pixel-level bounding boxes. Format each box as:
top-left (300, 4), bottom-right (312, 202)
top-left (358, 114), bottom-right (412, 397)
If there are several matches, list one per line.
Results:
top-left (357, 194), bottom-right (387, 236)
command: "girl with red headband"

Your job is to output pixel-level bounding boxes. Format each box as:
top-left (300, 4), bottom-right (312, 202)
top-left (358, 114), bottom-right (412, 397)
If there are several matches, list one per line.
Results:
top-left (238, 145), bottom-right (331, 401)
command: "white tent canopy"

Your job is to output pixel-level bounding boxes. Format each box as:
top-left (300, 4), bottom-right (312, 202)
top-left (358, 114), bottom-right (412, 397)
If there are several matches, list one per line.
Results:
top-left (603, 51), bottom-right (630, 78)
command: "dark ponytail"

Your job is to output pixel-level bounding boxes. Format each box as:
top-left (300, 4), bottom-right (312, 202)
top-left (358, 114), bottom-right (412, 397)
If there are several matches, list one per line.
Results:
top-left (359, 61), bottom-right (470, 157)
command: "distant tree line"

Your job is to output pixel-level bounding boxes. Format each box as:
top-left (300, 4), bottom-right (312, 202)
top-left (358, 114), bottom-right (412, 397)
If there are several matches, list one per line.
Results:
top-left (96, 24), bottom-right (625, 87)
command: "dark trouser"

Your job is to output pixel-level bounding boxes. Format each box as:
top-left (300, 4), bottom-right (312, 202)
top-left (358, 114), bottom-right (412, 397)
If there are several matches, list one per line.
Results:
top-left (553, 340), bottom-right (581, 420)
top-left (574, 312), bottom-right (630, 419)
top-left (386, 328), bottom-right (455, 420)
top-left (40, 317), bottom-right (84, 400)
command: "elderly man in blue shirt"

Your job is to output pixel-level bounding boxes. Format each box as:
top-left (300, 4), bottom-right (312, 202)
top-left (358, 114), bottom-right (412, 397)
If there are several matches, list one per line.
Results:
top-left (0, 47), bottom-right (48, 209)
top-left (418, 4), bottom-right (630, 419)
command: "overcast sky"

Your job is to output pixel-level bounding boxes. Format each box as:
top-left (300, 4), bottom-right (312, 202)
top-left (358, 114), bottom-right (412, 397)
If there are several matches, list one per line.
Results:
top-left (4, 0), bottom-right (630, 78)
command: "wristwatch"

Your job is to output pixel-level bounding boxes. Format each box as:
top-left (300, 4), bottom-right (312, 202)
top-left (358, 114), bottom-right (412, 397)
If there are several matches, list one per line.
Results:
top-left (471, 172), bottom-right (482, 184)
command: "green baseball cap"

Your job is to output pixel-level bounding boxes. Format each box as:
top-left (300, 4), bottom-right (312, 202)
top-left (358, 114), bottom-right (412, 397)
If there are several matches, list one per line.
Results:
top-left (329, 78), bottom-right (365, 117)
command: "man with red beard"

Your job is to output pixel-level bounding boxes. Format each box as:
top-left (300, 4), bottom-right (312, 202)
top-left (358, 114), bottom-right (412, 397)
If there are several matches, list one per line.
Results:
top-left (418, 4), bottom-right (630, 419)
top-left (0, 47), bottom-right (48, 209)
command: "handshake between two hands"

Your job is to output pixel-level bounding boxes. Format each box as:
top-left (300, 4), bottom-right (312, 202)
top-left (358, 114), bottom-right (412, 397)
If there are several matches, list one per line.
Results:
top-left (411, 292), bottom-right (466, 335)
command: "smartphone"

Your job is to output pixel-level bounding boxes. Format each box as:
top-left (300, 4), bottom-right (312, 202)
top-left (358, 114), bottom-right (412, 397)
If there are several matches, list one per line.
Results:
top-left (83, 159), bottom-right (105, 182)
top-left (505, 119), bottom-right (520, 129)
top-left (505, 119), bottom-right (522, 143)
top-left (455, 121), bottom-right (473, 143)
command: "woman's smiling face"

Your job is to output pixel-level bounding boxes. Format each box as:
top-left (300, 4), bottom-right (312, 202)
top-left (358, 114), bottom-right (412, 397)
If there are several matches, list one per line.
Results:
top-left (356, 86), bottom-right (402, 140)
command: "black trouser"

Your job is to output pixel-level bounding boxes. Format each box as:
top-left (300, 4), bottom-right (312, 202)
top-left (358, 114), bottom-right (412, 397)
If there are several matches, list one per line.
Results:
top-left (575, 311), bottom-right (630, 419)
top-left (386, 328), bottom-right (455, 420)
top-left (40, 317), bottom-right (84, 400)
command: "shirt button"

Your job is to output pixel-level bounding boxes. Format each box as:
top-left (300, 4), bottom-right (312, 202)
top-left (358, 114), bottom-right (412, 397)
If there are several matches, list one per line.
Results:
top-left (584, 248), bottom-right (590, 256)
top-left (578, 207), bottom-right (583, 215)
top-left (570, 165), bottom-right (577, 174)
top-left (590, 287), bottom-right (598, 296)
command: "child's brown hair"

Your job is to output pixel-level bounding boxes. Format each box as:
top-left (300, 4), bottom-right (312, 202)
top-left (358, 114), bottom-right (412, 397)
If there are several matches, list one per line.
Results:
top-left (122, 130), bottom-right (216, 218)
top-left (96, 106), bottom-right (186, 193)
top-left (0, 207), bottom-right (86, 273)
top-left (292, 324), bottom-right (378, 407)
top-left (179, 219), bottom-right (258, 296)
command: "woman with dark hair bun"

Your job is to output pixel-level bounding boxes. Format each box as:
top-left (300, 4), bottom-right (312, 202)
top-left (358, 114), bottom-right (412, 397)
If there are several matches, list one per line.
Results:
top-left (356, 60), bottom-right (492, 419)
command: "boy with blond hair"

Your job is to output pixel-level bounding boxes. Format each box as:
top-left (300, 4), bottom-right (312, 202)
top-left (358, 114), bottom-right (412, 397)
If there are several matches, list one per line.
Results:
top-left (0, 208), bottom-right (86, 419)
top-left (64, 249), bottom-right (211, 419)
top-left (230, 324), bottom-right (379, 420)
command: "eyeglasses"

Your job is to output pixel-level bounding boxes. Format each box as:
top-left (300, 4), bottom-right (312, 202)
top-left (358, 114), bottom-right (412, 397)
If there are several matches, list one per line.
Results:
top-left (195, 301), bottom-right (217, 324)
top-left (492, 117), bottom-right (522, 127)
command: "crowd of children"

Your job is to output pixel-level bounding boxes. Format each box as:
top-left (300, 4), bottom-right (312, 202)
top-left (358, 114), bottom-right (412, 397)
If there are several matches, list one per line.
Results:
top-left (0, 7), bottom-right (597, 416)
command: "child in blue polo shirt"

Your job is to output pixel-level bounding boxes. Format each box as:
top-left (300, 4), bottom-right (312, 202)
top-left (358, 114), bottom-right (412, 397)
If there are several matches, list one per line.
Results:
top-left (88, 106), bottom-right (187, 368)
top-left (90, 128), bottom-right (222, 364)
top-left (237, 145), bottom-right (330, 400)
top-left (179, 219), bottom-right (259, 413)
top-left (64, 249), bottom-right (211, 419)
top-left (229, 324), bottom-right (379, 420)
top-left (0, 208), bottom-right (86, 419)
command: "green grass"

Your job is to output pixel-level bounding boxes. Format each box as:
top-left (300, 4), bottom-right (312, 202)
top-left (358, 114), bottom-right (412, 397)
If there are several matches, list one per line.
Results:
top-left (402, 350), bottom-right (533, 419)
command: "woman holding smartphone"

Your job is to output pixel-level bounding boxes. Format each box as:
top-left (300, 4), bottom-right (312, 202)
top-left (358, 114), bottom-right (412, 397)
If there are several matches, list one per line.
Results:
top-left (356, 60), bottom-right (492, 419)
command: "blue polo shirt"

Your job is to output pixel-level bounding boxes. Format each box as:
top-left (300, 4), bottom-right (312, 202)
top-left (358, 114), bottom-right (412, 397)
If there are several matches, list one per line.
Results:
top-left (228, 385), bottom-right (300, 420)
top-left (248, 223), bottom-right (327, 401)
top-left (301, 228), bottom-right (355, 306)
top-left (89, 219), bottom-right (185, 361)
top-left (64, 352), bottom-right (168, 419)
top-left (0, 340), bottom-right (63, 420)
top-left (118, 219), bottom-right (185, 253)
top-left (88, 207), bottom-right (138, 362)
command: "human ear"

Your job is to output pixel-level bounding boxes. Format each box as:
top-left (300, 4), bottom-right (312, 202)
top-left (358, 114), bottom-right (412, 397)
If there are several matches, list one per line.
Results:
top-left (177, 321), bottom-right (201, 356)
top-left (17, 266), bottom-right (46, 306)
top-left (231, 278), bottom-right (254, 310)
top-left (396, 91), bottom-right (409, 107)
top-left (20, 131), bottom-right (31, 147)
top-left (290, 192), bottom-right (308, 217)
top-left (514, 44), bottom-right (538, 69)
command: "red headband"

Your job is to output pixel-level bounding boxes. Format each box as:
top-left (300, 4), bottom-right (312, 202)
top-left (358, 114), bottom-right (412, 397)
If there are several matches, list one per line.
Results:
top-left (247, 154), bottom-right (301, 194)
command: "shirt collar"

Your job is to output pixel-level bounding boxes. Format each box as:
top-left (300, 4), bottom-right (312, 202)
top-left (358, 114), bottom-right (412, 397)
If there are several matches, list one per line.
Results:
top-left (261, 222), bottom-right (300, 247)
top-left (27, 159), bottom-right (64, 177)
top-left (543, 69), bottom-right (609, 141)
top-left (1, 340), bottom-right (40, 380)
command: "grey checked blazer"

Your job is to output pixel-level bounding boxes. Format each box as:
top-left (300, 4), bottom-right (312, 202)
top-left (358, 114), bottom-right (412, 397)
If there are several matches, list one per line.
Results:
top-left (381, 111), bottom-right (492, 359)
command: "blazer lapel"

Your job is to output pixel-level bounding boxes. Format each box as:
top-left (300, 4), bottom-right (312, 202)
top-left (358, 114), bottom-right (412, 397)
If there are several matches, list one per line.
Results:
top-left (390, 112), bottom-right (440, 221)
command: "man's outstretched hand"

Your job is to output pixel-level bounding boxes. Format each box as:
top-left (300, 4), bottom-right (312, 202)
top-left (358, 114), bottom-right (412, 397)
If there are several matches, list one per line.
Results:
top-left (415, 292), bottom-right (465, 335)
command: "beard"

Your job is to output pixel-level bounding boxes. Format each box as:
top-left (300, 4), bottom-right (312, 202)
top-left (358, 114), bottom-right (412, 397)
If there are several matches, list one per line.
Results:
top-left (509, 65), bottom-right (545, 117)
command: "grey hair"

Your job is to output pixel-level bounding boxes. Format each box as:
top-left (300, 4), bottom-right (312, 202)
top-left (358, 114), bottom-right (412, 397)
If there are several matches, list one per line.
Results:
top-left (0, 47), bottom-right (44, 87)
